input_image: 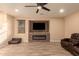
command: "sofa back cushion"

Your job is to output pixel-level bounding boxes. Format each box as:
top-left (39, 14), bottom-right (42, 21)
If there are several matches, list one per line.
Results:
top-left (71, 33), bottom-right (79, 39)
top-left (70, 33), bottom-right (79, 45)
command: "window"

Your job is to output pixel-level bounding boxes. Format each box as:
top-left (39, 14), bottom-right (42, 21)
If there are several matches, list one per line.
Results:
top-left (18, 20), bottom-right (25, 33)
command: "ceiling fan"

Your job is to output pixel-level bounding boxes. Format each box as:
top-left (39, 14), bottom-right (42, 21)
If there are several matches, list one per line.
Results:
top-left (24, 3), bottom-right (50, 13)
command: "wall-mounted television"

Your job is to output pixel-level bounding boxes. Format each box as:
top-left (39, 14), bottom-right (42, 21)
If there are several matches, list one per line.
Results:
top-left (29, 21), bottom-right (49, 32)
top-left (33, 23), bottom-right (45, 30)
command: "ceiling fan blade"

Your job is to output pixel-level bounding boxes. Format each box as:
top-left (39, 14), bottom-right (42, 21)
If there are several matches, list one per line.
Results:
top-left (42, 7), bottom-right (50, 11)
top-left (24, 6), bottom-right (37, 7)
top-left (37, 3), bottom-right (47, 6)
top-left (36, 9), bottom-right (39, 13)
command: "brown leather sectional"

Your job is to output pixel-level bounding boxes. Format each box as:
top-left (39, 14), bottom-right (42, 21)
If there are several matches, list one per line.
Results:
top-left (61, 33), bottom-right (79, 56)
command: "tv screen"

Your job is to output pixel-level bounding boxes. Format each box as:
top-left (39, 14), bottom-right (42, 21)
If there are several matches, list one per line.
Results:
top-left (33, 23), bottom-right (45, 30)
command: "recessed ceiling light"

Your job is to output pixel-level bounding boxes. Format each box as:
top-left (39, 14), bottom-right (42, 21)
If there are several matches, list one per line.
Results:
top-left (59, 9), bottom-right (64, 13)
top-left (15, 9), bottom-right (19, 12)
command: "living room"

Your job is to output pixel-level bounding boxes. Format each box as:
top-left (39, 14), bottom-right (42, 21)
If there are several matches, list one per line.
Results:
top-left (0, 3), bottom-right (79, 56)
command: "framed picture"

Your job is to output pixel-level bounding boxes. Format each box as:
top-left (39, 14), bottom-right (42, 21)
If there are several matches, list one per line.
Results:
top-left (18, 20), bottom-right (25, 33)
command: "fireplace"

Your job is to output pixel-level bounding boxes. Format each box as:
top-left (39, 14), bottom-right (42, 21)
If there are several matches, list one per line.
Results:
top-left (29, 20), bottom-right (50, 42)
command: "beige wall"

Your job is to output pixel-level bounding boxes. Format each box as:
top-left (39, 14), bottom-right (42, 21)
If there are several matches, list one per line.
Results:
top-left (50, 18), bottom-right (65, 42)
top-left (65, 12), bottom-right (79, 38)
top-left (7, 15), bottom-right (14, 40)
top-left (0, 10), bottom-right (79, 44)
top-left (13, 17), bottom-right (64, 42)
top-left (8, 12), bottom-right (79, 42)
top-left (0, 12), bottom-right (7, 44)
top-left (0, 12), bottom-right (14, 47)
top-left (0, 11), bottom-right (79, 43)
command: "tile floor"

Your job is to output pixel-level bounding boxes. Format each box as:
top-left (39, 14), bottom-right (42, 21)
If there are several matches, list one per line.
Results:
top-left (0, 42), bottom-right (72, 56)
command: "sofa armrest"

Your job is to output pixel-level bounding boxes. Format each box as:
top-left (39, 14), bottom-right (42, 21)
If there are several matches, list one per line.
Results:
top-left (61, 38), bottom-right (71, 42)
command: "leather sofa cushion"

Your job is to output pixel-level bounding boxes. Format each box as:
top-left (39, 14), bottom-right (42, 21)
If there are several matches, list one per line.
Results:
top-left (73, 42), bottom-right (79, 46)
top-left (71, 33), bottom-right (79, 39)
top-left (73, 43), bottom-right (79, 53)
top-left (70, 39), bottom-right (79, 45)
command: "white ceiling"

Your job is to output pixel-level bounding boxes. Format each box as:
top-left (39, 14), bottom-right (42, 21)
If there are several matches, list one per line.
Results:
top-left (0, 3), bottom-right (79, 18)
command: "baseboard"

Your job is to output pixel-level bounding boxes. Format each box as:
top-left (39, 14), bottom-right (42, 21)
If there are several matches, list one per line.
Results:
top-left (50, 40), bottom-right (61, 42)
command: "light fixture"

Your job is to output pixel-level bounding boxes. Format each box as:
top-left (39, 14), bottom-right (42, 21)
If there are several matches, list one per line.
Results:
top-left (37, 6), bottom-right (42, 9)
top-left (15, 9), bottom-right (19, 12)
top-left (59, 9), bottom-right (64, 13)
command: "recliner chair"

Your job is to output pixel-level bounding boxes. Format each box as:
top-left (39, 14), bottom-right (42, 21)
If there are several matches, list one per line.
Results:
top-left (61, 33), bottom-right (79, 56)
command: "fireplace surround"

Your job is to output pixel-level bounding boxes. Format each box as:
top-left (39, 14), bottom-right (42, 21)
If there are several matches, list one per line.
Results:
top-left (29, 20), bottom-right (50, 42)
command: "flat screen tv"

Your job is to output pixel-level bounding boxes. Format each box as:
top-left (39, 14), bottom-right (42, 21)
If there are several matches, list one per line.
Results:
top-left (33, 23), bottom-right (45, 30)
